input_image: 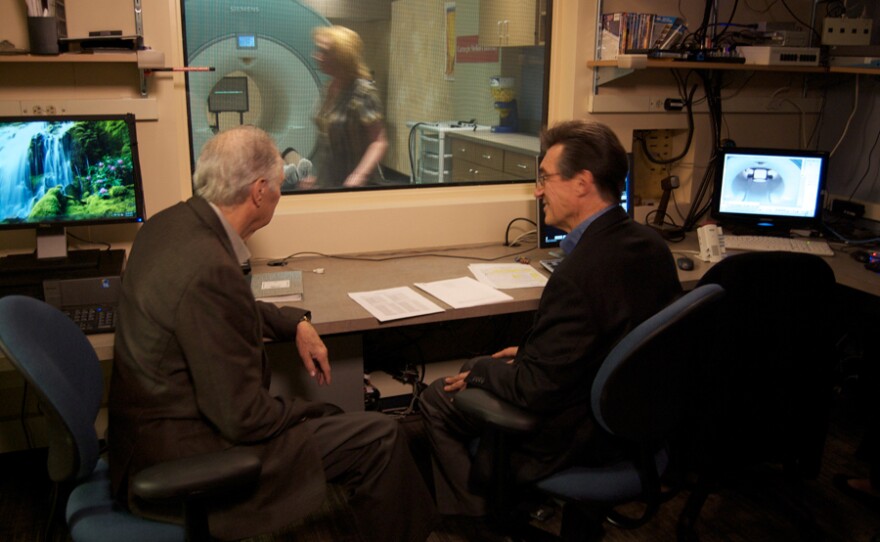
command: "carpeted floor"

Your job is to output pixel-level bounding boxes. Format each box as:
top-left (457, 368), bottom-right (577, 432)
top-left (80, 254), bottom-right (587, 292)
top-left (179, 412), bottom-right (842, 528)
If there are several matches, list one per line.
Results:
top-left (2, 399), bottom-right (879, 542)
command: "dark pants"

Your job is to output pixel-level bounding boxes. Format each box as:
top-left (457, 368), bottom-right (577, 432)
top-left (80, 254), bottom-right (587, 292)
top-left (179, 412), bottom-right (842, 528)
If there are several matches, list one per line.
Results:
top-left (419, 357), bottom-right (490, 516)
top-left (307, 412), bottom-right (438, 541)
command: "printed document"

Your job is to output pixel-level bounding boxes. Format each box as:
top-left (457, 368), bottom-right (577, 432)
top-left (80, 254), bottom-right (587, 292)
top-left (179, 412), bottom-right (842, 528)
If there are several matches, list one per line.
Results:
top-left (348, 286), bottom-right (445, 322)
top-left (468, 263), bottom-right (549, 289)
top-left (415, 276), bottom-right (513, 309)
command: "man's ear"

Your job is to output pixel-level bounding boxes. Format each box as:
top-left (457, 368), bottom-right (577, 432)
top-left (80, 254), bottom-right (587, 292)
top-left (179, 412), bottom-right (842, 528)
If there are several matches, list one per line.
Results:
top-left (250, 178), bottom-right (265, 206)
top-left (574, 170), bottom-right (595, 196)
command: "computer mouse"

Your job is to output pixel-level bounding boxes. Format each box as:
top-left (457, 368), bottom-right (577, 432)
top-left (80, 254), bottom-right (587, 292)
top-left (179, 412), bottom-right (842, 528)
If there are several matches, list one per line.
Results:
top-left (851, 250), bottom-right (871, 263)
top-left (676, 256), bottom-right (695, 271)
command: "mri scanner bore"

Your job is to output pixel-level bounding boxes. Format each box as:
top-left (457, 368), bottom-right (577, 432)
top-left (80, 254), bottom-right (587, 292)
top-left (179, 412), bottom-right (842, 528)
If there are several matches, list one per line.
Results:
top-left (180, 0), bottom-right (550, 194)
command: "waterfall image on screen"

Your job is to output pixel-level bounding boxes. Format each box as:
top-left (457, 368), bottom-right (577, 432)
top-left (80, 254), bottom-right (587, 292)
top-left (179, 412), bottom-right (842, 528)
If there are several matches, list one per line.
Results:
top-left (0, 119), bottom-right (140, 226)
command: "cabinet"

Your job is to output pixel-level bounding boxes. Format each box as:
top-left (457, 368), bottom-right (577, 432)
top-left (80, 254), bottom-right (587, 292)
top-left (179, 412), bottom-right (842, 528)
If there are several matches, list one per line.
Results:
top-left (449, 134), bottom-right (537, 183)
top-left (479, 0), bottom-right (547, 47)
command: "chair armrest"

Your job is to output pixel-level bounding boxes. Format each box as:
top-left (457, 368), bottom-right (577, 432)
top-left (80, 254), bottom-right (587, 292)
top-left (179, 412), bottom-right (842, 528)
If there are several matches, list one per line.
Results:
top-left (455, 388), bottom-right (539, 433)
top-left (132, 449), bottom-right (261, 502)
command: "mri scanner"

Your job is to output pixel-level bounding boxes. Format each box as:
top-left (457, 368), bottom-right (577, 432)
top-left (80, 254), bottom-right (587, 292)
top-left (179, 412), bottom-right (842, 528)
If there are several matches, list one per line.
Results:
top-left (183, 0), bottom-right (330, 163)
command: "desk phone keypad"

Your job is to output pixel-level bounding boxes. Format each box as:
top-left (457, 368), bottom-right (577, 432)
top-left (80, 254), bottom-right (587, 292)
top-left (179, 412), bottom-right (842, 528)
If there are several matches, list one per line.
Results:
top-left (63, 305), bottom-right (116, 334)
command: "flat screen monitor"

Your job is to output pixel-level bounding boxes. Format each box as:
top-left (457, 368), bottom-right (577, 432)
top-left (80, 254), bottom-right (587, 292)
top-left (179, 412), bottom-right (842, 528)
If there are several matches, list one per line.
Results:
top-left (538, 153), bottom-right (634, 249)
top-left (711, 147), bottom-right (827, 234)
top-left (0, 113), bottom-right (146, 267)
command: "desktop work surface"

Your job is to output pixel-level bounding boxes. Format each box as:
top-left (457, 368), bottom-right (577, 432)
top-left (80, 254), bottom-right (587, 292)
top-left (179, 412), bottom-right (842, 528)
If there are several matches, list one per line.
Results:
top-left (1, 239), bottom-right (878, 451)
top-left (3, 237), bottom-right (879, 364)
top-left (263, 244), bottom-right (552, 335)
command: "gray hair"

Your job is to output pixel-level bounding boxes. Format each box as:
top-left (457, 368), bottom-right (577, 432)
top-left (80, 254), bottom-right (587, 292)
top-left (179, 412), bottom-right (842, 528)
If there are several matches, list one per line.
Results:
top-left (193, 125), bottom-right (282, 206)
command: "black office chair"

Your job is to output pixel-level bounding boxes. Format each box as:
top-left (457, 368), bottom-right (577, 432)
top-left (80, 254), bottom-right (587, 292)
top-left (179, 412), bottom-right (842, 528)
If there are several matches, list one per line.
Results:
top-left (454, 283), bottom-right (726, 541)
top-left (676, 251), bottom-right (837, 541)
top-left (0, 295), bottom-right (261, 542)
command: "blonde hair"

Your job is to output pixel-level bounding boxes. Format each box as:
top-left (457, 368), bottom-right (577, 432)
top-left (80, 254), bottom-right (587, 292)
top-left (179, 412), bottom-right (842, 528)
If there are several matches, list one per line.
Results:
top-left (313, 25), bottom-right (371, 81)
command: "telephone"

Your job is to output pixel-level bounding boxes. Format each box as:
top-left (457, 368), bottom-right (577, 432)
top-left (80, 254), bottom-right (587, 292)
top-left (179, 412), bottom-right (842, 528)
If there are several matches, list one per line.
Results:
top-left (697, 224), bottom-right (726, 262)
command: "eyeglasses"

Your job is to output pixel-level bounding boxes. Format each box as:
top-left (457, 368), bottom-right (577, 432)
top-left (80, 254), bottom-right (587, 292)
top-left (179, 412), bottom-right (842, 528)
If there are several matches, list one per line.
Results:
top-left (536, 172), bottom-right (563, 188)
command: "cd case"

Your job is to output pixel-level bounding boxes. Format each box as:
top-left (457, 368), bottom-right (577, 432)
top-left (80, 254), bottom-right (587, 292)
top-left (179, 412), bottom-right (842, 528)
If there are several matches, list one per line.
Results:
top-left (250, 270), bottom-right (303, 300)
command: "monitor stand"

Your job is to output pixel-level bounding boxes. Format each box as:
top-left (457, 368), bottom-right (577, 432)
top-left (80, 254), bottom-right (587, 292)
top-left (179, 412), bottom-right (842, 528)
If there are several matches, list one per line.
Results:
top-left (0, 226), bottom-right (101, 274)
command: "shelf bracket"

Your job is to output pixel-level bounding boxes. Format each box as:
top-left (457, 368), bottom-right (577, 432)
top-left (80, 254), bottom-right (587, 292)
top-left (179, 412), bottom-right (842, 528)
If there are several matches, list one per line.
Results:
top-left (595, 66), bottom-right (635, 86)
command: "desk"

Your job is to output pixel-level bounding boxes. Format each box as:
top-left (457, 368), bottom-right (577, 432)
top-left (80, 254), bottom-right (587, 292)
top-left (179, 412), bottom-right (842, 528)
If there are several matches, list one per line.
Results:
top-left (2, 239), bottom-right (878, 452)
top-left (666, 233), bottom-right (880, 297)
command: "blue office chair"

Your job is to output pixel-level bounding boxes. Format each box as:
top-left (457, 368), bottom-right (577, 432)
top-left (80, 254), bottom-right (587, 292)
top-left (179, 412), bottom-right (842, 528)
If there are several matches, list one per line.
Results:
top-left (454, 283), bottom-right (726, 541)
top-left (0, 295), bottom-right (261, 542)
top-left (676, 251), bottom-right (837, 541)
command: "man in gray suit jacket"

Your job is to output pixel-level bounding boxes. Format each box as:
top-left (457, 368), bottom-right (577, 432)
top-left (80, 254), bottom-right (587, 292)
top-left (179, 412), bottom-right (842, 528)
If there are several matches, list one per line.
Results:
top-left (420, 120), bottom-right (682, 516)
top-left (108, 126), bottom-right (436, 541)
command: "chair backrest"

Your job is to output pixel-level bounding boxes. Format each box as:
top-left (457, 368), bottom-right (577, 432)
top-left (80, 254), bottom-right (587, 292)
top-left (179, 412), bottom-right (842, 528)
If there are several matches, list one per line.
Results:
top-left (0, 295), bottom-right (104, 483)
top-left (690, 251), bottom-right (836, 476)
top-left (591, 284), bottom-right (725, 444)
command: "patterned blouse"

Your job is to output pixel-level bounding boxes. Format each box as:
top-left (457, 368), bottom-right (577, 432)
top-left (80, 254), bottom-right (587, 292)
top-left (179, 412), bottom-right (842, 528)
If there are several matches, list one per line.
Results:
top-left (313, 78), bottom-right (384, 188)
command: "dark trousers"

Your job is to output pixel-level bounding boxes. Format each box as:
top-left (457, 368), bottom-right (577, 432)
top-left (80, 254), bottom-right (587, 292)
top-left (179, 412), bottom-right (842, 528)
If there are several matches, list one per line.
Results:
top-left (307, 412), bottom-right (438, 541)
top-left (419, 357), bottom-right (490, 516)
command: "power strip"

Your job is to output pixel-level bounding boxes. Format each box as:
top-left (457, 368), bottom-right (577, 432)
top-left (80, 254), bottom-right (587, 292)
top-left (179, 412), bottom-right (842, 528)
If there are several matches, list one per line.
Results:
top-left (822, 17), bottom-right (873, 46)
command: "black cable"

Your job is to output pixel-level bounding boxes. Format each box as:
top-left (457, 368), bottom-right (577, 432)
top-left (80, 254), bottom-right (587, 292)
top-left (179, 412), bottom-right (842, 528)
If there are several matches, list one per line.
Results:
top-left (847, 97), bottom-right (880, 201)
top-left (504, 217), bottom-right (536, 246)
top-left (711, 0), bottom-right (742, 43)
top-left (780, 0), bottom-right (821, 44)
top-left (637, 82), bottom-right (699, 165)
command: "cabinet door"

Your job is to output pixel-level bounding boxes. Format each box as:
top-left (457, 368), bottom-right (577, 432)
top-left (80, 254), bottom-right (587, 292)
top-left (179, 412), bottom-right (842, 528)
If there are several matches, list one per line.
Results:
top-left (479, 0), bottom-right (538, 47)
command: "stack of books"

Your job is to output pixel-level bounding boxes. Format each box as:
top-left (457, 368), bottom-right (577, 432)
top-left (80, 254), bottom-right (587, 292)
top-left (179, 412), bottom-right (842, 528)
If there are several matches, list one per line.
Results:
top-left (599, 13), bottom-right (686, 59)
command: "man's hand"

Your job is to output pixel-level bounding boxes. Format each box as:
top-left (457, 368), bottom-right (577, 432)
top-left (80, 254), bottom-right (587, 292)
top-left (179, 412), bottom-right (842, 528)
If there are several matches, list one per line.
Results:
top-left (295, 320), bottom-right (331, 385)
top-left (492, 346), bottom-right (518, 362)
top-left (443, 371), bottom-right (470, 393)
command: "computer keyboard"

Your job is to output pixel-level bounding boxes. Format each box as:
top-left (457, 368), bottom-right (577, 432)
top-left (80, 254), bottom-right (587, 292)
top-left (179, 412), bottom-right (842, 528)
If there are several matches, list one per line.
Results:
top-left (62, 305), bottom-right (116, 334)
top-left (723, 235), bottom-right (834, 257)
top-left (540, 258), bottom-right (563, 273)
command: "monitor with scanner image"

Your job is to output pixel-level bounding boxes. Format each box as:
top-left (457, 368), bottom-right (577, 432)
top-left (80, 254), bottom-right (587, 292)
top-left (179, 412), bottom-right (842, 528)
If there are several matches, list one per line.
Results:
top-left (0, 113), bottom-right (146, 267)
top-left (711, 147), bottom-right (827, 234)
top-left (538, 153), bottom-right (634, 249)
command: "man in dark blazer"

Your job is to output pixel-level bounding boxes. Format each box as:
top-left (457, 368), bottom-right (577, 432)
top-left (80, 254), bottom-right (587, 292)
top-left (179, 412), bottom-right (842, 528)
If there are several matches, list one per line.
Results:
top-left (420, 120), bottom-right (682, 516)
top-left (108, 125), bottom-right (436, 541)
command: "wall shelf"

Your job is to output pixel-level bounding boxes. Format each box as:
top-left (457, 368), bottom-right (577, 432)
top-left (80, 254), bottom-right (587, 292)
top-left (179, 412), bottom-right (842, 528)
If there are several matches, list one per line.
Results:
top-left (0, 52), bottom-right (138, 63)
top-left (587, 58), bottom-right (879, 86)
top-left (0, 51), bottom-right (155, 96)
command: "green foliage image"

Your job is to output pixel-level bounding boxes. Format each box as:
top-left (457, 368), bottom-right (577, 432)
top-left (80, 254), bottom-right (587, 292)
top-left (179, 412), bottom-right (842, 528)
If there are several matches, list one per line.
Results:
top-left (0, 119), bottom-right (140, 225)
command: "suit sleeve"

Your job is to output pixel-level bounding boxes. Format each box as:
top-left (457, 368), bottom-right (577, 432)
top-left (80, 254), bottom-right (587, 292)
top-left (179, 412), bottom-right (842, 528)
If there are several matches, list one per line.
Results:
top-left (175, 263), bottom-right (316, 443)
top-left (465, 271), bottom-right (610, 413)
top-left (258, 301), bottom-right (309, 342)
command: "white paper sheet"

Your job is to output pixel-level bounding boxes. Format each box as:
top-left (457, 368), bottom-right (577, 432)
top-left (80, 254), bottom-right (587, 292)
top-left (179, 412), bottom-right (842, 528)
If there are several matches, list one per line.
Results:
top-left (414, 276), bottom-right (514, 309)
top-left (348, 287), bottom-right (445, 322)
top-left (468, 263), bottom-right (549, 289)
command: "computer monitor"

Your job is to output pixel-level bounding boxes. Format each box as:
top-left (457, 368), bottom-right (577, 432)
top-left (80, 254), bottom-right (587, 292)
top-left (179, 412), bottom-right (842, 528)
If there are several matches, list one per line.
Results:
top-left (711, 147), bottom-right (827, 234)
top-left (538, 153), bottom-right (634, 249)
top-left (0, 113), bottom-right (146, 268)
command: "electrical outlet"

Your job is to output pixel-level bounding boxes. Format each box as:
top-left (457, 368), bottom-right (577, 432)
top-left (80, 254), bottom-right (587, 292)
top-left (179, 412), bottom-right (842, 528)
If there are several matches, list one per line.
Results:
top-left (822, 17), bottom-right (872, 46)
top-left (648, 97), bottom-right (667, 112)
top-left (20, 101), bottom-right (66, 116)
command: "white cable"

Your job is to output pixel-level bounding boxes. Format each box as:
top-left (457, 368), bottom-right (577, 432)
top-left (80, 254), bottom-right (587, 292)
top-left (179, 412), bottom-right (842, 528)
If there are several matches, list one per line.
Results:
top-left (830, 74), bottom-right (860, 157)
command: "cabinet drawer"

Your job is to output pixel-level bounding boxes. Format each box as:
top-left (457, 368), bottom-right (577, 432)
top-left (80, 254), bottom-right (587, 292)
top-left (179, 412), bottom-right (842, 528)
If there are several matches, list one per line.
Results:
top-left (504, 152), bottom-right (536, 179)
top-left (470, 142), bottom-right (504, 170)
top-left (452, 139), bottom-right (504, 171)
top-left (451, 140), bottom-right (474, 162)
top-left (452, 159), bottom-right (505, 182)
